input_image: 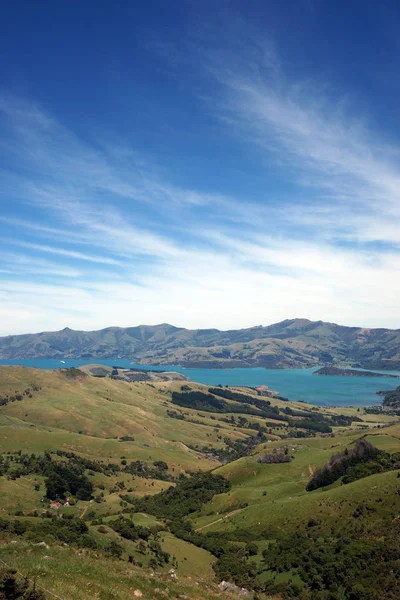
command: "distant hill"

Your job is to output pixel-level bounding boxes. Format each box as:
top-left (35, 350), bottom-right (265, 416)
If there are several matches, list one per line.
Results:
top-left (77, 363), bottom-right (189, 382)
top-left (314, 366), bottom-right (400, 377)
top-left (1, 318), bottom-right (400, 369)
top-left (379, 385), bottom-right (400, 409)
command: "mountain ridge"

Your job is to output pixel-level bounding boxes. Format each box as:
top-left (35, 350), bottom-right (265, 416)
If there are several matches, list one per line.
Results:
top-left (1, 318), bottom-right (400, 369)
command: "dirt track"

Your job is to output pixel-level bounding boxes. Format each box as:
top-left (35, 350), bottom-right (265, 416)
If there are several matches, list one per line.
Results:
top-left (195, 508), bottom-right (243, 531)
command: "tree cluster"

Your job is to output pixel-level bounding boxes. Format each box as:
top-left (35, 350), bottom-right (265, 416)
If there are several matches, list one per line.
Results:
top-left (257, 447), bottom-right (292, 464)
top-left (208, 387), bottom-right (271, 409)
top-left (0, 385), bottom-right (40, 407)
top-left (171, 390), bottom-right (338, 434)
top-left (306, 439), bottom-right (381, 491)
top-left (124, 472), bottom-right (231, 520)
top-left (261, 526), bottom-right (400, 599)
top-left (124, 460), bottom-right (173, 481)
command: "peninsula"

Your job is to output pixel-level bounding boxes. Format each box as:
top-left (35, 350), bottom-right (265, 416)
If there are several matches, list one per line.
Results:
top-left (313, 366), bottom-right (400, 378)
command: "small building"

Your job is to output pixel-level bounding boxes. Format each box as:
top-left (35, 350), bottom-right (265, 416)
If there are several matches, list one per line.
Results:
top-left (50, 501), bottom-right (62, 509)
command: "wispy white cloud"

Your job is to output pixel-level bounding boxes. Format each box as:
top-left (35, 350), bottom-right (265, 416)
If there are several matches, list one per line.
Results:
top-left (206, 48), bottom-right (400, 243)
top-left (3, 252), bottom-right (83, 278)
top-left (30, 197), bottom-right (184, 259)
top-left (12, 241), bottom-right (123, 265)
top-left (1, 36), bottom-right (400, 336)
top-left (0, 216), bottom-right (90, 242)
top-left (1, 233), bottom-right (399, 336)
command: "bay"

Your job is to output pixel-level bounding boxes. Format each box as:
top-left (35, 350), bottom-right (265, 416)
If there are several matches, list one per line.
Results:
top-left (1, 358), bottom-right (399, 407)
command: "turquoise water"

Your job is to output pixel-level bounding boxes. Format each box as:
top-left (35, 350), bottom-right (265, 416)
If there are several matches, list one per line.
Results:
top-left (1, 359), bottom-right (399, 407)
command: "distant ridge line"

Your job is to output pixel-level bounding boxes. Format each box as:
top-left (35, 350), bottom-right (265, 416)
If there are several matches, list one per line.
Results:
top-left (1, 318), bottom-right (400, 370)
top-left (3, 317), bottom-right (400, 338)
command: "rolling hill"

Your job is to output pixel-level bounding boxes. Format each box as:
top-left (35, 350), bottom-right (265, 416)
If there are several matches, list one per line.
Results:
top-left (1, 318), bottom-right (400, 369)
top-left (1, 366), bottom-right (400, 598)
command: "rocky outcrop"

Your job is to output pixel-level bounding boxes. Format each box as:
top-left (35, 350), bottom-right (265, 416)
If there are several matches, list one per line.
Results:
top-left (218, 581), bottom-right (250, 595)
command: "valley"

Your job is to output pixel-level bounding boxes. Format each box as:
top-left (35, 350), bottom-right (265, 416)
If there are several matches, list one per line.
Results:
top-left (0, 366), bottom-right (399, 598)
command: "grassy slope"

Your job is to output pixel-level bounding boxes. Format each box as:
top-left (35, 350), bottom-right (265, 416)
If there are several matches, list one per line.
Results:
top-left (3, 367), bottom-right (381, 467)
top-left (0, 367), bottom-right (397, 518)
top-left (0, 475), bottom-right (46, 514)
top-left (0, 367), bottom-right (250, 528)
top-left (191, 423), bottom-right (400, 535)
top-left (0, 367), bottom-right (252, 471)
top-left (0, 370), bottom-right (224, 595)
top-left (1, 366), bottom-right (400, 598)
top-left (0, 537), bottom-right (225, 600)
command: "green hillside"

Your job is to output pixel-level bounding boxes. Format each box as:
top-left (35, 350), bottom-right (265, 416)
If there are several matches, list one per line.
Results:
top-left (193, 426), bottom-right (400, 534)
top-left (0, 366), bottom-right (399, 599)
top-left (1, 318), bottom-right (400, 369)
top-left (141, 426), bottom-right (400, 598)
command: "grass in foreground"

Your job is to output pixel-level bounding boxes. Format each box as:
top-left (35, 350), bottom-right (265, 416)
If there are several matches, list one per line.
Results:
top-left (0, 536), bottom-right (229, 600)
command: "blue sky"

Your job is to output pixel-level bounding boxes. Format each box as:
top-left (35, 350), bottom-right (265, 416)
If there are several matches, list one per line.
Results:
top-left (1, 0), bottom-right (400, 335)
